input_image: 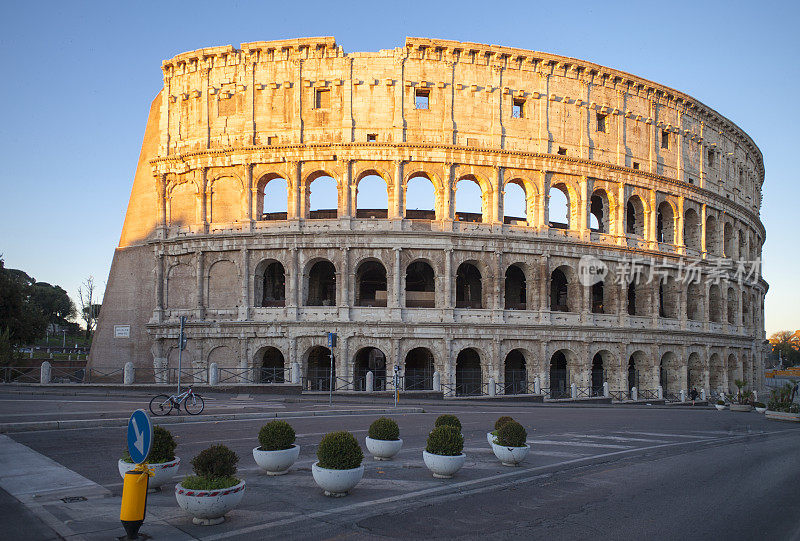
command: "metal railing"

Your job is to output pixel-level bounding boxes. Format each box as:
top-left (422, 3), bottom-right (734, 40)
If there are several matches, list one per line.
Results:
top-left (575, 386), bottom-right (591, 398)
top-left (638, 389), bottom-right (660, 400)
top-left (608, 390), bottom-right (631, 401)
top-left (50, 366), bottom-right (85, 383)
top-left (0, 366), bottom-right (39, 383)
top-left (85, 366), bottom-right (124, 383)
top-left (258, 366), bottom-right (287, 384)
top-left (301, 372), bottom-right (350, 392)
top-left (217, 367), bottom-right (254, 384)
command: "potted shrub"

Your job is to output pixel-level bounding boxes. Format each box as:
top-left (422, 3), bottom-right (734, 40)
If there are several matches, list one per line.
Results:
top-left (365, 417), bottom-right (402, 460)
top-left (175, 444), bottom-right (245, 525)
top-left (754, 401), bottom-right (767, 414)
top-left (312, 431), bottom-right (364, 497)
top-left (715, 399), bottom-right (726, 411)
top-left (487, 416), bottom-right (514, 444)
top-left (491, 420), bottom-right (530, 466)
top-left (253, 420), bottom-right (300, 475)
top-left (118, 425), bottom-right (180, 490)
top-left (423, 425), bottom-right (465, 478)
top-left (765, 383), bottom-right (800, 421)
top-left (435, 414), bottom-right (462, 431)
top-left (729, 379), bottom-right (753, 412)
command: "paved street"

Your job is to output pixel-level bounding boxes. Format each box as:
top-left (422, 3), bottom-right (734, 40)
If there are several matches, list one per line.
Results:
top-left (0, 388), bottom-right (798, 540)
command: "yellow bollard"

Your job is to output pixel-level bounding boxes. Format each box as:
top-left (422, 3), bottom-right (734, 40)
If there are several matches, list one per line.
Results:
top-left (120, 464), bottom-right (151, 539)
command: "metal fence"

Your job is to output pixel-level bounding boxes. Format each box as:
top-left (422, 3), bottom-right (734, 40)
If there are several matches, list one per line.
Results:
top-left (85, 366), bottom-right (125, 383)
top-left (638, 389), bottom-right (660, 400)
top-left (0, 366), bottom-right (39, 383)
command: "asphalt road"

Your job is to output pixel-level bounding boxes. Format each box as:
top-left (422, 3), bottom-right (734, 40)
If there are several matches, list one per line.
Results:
top-left (1, 389), bottom-right (798, 540)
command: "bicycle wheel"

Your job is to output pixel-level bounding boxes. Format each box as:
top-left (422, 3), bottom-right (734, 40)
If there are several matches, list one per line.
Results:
top-left (149, 394), bottom-right (174, 416)
top-left (184, 393), bottom-right (204, 415)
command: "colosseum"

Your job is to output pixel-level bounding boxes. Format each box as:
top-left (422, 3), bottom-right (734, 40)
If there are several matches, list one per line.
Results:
top-left (89, 36), bottom-right (768, 399)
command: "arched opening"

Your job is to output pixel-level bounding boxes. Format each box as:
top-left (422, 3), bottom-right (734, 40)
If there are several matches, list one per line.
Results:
top-left (258, 347), bottom-right (285, 383)
top-left (738, 229), bottom-right (747, 261)
top-left (687, 281), bottom-right (703, 320)
top-left (305, 346), bottom-right (333, 390)
top-left (405, 174), bottom-right (436, 220)
top-left (709, 284), bottom-right (722, 323)
top-left (168, 182), bottom-right (197, 227)
top-left (454, 177), bottom-right (484, 223)
top-left (504, 349), bottom-right (527, 395)
top-left (355, 174), bottom-right (389, 219)
top-left (355, 260), bottom-right (387, 307)
top-left (591, 281), bottom-right (605, 314)
top-left (405, 260), bottom-right (435, 308)
top-left (504, 264), bottom-right (526, 310)
top-left (258, 175), bottom-right (288, 220)
top-left (550, 267), bottom-right (570, 312)
top-left (455, 348), bottom-right (482, 396)
top-left (727, 286), bottom-right (738, 324)
top-left (589, 190), bottom-right (610, 233)
top-left (353, 347), bottom-right (386, 391)
top-left (723, 222), bottom-right (735, 258)
top-left (684, 208), bottom-right (701, 251)
top-left (591, 352), bottom-right (606, 397)
top-left (503, 180), bottom-right (527, 224)
top-left (706, 215), bottom-right (719, 255)
top-left (255, 260), bottom-right (285, 307)
top-left (626, 273), bottom-right (650, 316)
top-left (404, 347), bottom-right (434, 390)
top-left (627, 354), bottom-right (640, 392)
top-left (306, 260), bottom-right (336, 306)
top-left (626, 195), bottom-right (645, 237)
top-left (308, 175), bottom-right (338, 219)
top-left (659, 277), bottom-right (678, 318)
top-left (456, 262), bottom-right (482, 308)
top-left (656, 201), bottom-right (675, 244)
top-left (550, 350), bottom-right (569, 398)
top-left (742, 293), bottom-right (752, 328)
top-left (548, 185), bottom-right (570, 229)
top-left (166, 264), bottom-right (194, 309)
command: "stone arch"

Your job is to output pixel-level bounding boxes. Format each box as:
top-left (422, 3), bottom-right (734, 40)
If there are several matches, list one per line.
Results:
top-left (304, 345), bottom-right (333, 390)
top-left (503, 177), bottom-right (534, 224)
top-left (405, 259), bottom-right (435, 308)
top-left (504, 349), bottom-right (527, 395)
top-left (454, 174), bottom-right (489, 223)
top-left (455, 347), bottom-right (483, 396)
top-left (405, 171), bottom-right (438, 220)
top-left (354, 170), bottom-right (390, 219)
top-left (207, 345), bottom-right (237, 369)
top-left (709, 284), bottom-right (723, 323)
top-left (626, 270), bottom-right (651, 317)
top-left (590, 349), bottom-right (614, 396)
top-left (256, 173), bottom-right (288, 218)
top-left (456, 261), bottom-right (483, 309)
top-left (167, 180), bottom-right (199, 227)
top-left (723, 221), bottom-right (735, 258)
top-left (706, 214), bottom-right (720, 255)
top-left (742, 291), bottom-right (752, 328)
top-left (166, 263), bottom-right (194, 309)
top-left (355, 259), bottom-right (388, 307)
top-left (304, 170), bottom-right (339, 218)
top-left (550, 264), bottom-right (578, 312)
top-left (687, 281), bottom-right (703, 321)
top-left (253, 259), bottom-right (285, 307)
top-left (659, 351), bottom-right (682, 394)
top-left (738, 228), bottom-right (747, 261)
top-left (659, 275), bottom-right (679, 319)
top-left (404, 347), bottom-right (435, 390)
top-left (687, 352), bottom-right (705, 392)
top-left (504, 264), bottom-right (527, 310)
top-left (305, 258), bottom-right (336, 306)
top-left (209, 176), bottom-right (243, 223)
top-left (549, 180), bottom-right (575, 229)
top-left (727, 353), bottom-right (741, 393)
top-left (589, 189), bottom-right (611, 233)
top-left (254, 346), bottom-right (286, 383)
top-left (206, 259), bottom-right (239, 309)
top-left (727, 286), bottom-right (738, 324)
top-left (628, 350), bottom-right (648, 392)
top-left (626, 194), bottom-right (646, 237)
top-left (353, 346), bottom-right (387, 391)
top-left (709, 353), bottom-right (725, 393)
top-left (656, 200), bottom-right (676, 244)
top-left (683, 207), bottom-right (701, 251)
top-left (549, 349), bottom-right (576, 398)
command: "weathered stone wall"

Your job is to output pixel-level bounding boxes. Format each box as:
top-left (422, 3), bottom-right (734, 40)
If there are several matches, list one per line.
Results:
top-left (90, 37), bottom-right (768, 395)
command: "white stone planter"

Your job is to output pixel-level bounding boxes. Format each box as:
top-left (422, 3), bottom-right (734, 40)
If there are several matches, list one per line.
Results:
top-left (490, 442), bottom-right (530, 466)
top-left (365, 437), bottom-right (403, 460)
top-left (730, 404), bottom-right (753, 412)
top-left (422, 451), bottom-right (466, 479)
top-left (714, 404), bottom-right (726, 411)
top-left (311, 462), bottom-right (364, 497)
top-left (765, 410), bottom-right (800, 422)
top-left (755, 407), bottom-right (767, 413)
top-left (118, 457), bottom-right (180, 490)
top-left (252, 445), bottom-right (300, 475)
top-left (175, 479), bottom-right (246, 525)
top-left (486, 432), bottom-right (497, 444)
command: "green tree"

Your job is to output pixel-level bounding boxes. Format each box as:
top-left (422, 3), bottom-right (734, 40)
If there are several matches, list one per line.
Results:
top-left (770, 331), bottom-right (800, 367)
top-left (30, 282), bottom-right (76, 328)
top-left (0, 258), bottom-right (46, 345)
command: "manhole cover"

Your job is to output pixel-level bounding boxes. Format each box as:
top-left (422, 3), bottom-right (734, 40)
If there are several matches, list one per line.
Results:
top-left (61, 496), bottom-right (87, 503)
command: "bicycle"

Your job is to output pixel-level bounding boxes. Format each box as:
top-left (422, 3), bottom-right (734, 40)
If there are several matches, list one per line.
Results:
top-left (149, 386), bottom-right (205, 416)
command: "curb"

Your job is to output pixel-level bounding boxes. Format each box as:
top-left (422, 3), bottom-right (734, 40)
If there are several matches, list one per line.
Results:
top-left (0, 407), bottom-right (425, 433)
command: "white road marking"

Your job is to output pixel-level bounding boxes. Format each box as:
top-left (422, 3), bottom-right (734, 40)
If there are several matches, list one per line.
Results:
top-left (528, 439), bottom-right (633, 449)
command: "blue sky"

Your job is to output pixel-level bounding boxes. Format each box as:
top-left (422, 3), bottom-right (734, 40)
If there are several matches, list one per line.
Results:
top-left (0, 0), bottom-right (797, 335)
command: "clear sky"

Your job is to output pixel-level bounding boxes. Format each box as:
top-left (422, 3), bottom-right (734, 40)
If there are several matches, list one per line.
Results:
top-left (0, 0), bottom-right (797, 336)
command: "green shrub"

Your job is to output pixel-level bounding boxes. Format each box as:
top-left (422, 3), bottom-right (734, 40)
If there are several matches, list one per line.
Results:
top-left (425, 425), bottom-right (464, 456)
top-left (368, 417), bottom-right (400, 441)
top-left (754, 401), bottom-right (766, 409)
top-left (496, 421), bottom-right (527, 447)
top-left (717, 399), bottom-right (726, 406)
top-left (434, 414), bottom-right (461, 431)
top-left (494, 416), bottom-right (514, 431)
top-left (191, 444), bottom-right (239, 479)
top-left (317, 432), bottom-right (363, 470)
top-left (120, 425), bottom-right (176, 463)
top-left (180, 475), bottom-right (240, 490)
top-left (258, 421), bottom-right (296, 451)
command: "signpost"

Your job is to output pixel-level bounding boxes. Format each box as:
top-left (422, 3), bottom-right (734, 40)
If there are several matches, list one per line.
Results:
top-left (327, 332), bottom-right (336, 406)
top-left (120, 410), bottom-right (153, 539)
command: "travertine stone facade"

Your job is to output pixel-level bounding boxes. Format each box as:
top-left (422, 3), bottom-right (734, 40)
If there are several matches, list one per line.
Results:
top-left (90, 37), bottom-right (768, 396)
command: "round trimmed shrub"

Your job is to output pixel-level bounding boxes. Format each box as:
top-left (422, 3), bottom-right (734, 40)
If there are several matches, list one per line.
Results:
top-left (317, 431), bottom-right (364, 470)
top-left (368, 417), bottom-right (399, 441)
top-left (258, 420), bottom-right (296, 451)
top-left (426, 425), bottom-right (464, 456)
top-left (191, 444), bottom-right (239, 479)
top-left (434, 414), bottom-right (461, 431)
top-left (496, 420), bottom-right (527, 447)
top-left (149, 425), bottom-right (177, 463)
top-left (494, 416), bottom-right (514, 432)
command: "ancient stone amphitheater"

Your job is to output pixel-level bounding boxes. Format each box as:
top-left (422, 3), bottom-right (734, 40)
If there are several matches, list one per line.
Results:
top-left (89, 36), bottom-right (767, 399)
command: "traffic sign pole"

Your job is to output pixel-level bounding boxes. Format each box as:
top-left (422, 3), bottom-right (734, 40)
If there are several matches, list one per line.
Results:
top-left (121, 410), bottom-right (154, 539)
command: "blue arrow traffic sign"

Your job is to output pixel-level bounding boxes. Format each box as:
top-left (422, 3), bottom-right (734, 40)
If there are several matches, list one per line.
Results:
top-left (127, 409), bottom-right (153, 464)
